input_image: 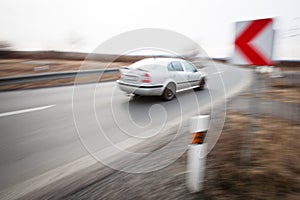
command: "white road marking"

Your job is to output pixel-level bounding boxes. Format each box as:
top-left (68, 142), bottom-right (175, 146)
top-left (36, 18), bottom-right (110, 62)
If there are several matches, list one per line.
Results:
top-left (211, 70), bottom-right (225, 75)
top-left (0, 105), bottom-right (55, 117)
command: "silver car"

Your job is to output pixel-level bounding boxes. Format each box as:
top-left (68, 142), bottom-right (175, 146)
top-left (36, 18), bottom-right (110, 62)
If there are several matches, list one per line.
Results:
top-left (117, 58), bottom-right (206, 101)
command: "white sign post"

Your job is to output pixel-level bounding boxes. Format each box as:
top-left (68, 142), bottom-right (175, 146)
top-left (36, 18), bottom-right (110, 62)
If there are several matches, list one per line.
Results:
top-left (231, 18), bottom-right (275, 163)
top-left (186, 115), bottom-right (210, 193)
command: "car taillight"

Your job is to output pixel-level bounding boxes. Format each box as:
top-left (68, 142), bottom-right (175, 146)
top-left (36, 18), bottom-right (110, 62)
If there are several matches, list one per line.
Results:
top-left (141, 73), bottom-right (151, 83)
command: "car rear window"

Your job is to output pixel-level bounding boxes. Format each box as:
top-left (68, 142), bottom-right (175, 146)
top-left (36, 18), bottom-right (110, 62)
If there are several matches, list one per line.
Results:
top-left (167, 63), bottom-right (175, 71)
top-left (137, 65), bottom-right (159, 71)
top-left (171, 61), bottom-right (184, 71)
top-left (130, 59), bottom-right (160, 71)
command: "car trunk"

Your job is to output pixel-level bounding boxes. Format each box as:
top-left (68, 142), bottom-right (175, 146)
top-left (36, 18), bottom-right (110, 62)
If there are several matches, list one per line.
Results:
top-left (119, 66), bottom-right (152, 84)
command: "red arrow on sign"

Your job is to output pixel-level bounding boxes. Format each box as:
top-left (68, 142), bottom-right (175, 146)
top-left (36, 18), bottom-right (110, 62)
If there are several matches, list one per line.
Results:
top-left (235, 18), bottom-right (273, 65)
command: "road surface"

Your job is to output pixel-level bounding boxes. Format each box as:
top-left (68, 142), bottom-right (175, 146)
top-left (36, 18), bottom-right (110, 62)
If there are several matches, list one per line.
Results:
top-left (0, 63), bottom-right (252, 198)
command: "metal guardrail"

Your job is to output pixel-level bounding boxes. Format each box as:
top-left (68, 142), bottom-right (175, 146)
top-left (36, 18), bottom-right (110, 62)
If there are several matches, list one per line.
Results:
top-left (0, 68), bottom-right (119, 85)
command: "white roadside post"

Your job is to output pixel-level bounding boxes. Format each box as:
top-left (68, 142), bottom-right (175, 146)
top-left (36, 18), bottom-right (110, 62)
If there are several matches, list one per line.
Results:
top-left (186, 115), bottom-right (210, 193)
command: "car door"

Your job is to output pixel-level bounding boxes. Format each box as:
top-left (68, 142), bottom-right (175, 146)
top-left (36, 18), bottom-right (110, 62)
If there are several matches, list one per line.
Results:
top-left (167, 61), bottom-right (187, 90)
top-left (181, 61), bottom-right (201, 87)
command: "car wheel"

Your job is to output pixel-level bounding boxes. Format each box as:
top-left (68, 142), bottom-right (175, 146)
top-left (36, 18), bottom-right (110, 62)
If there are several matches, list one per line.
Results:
top-left (195, 78), bottom-right (206, 91)
top-left (162, 83), bottom-right (176, 101)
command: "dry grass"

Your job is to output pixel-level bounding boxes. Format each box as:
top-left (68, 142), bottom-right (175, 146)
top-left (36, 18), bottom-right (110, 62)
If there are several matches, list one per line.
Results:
top-left (275, 61), bottom-right (300, 72)
top-left (241, 79), bottom-right (300, 104)
top-left (0, 59), bottom-right (131, 77)
top-left (258, 80), bottom-right (300, 104)
top-left (0, 58), bottom-right (128, 90)
top-left (0, 74), bottom-right (118, 90)
top-left (205, 111), bottom-right (300, 200)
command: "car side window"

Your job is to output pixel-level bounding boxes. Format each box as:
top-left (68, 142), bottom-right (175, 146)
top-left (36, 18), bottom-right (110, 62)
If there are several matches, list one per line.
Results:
top-left (171, 61), bottom-right (184, 71)
top-left (167, 63), bottom-right (175, 71)
top-left (183, 61), bottom-right (197, 72)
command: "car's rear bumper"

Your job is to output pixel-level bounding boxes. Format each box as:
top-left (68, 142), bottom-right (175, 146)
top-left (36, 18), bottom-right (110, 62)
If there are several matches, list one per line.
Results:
top-left (117, 80), bottom-right (164, 96)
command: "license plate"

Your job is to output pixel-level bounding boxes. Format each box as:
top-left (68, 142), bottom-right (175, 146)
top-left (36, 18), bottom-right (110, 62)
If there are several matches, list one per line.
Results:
top-left (124, 75), bottom-right (138, 82)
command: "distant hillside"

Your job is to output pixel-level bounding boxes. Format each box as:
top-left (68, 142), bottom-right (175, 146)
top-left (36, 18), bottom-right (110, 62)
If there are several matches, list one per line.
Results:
top-left (0, 50), bottom-right (177, 62)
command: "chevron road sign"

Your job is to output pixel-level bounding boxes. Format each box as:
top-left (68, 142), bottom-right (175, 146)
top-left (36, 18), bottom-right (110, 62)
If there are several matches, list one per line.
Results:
top-left (232, 18), bottom-right (275, 66)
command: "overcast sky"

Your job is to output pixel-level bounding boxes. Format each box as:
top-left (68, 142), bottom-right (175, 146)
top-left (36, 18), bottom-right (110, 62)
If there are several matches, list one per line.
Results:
top-left (0, 0), bottom-right (300, 59)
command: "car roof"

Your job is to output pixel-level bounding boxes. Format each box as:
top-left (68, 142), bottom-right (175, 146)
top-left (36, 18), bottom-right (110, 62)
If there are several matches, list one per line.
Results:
top-left (131, 57), bottom-right (186, 67)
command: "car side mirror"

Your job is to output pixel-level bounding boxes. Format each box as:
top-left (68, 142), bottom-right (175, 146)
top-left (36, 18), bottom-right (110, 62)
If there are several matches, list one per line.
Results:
top-left (193, 69), bottom-right (198, 73)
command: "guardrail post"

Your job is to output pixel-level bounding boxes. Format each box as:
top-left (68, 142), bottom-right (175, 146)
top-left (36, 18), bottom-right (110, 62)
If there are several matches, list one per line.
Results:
top-left (186, 115), bottom-right (210, 193)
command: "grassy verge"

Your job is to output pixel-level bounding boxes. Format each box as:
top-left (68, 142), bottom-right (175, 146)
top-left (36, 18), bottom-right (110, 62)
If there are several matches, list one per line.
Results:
top-left (259, 79), bottom-right (300, 104)
top-left (0, 59), bottom-right (130, 77)
top-left (0, 74), bottom-right (119, 90)
top-left (204, 113), bottom-right (300, 199)
top-left (0, 59), bottom-right (126, 90)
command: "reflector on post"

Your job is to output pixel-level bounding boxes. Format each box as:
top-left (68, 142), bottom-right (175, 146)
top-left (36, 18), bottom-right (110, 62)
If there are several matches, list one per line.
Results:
top-left (191, 131), bottom-right (207, 144)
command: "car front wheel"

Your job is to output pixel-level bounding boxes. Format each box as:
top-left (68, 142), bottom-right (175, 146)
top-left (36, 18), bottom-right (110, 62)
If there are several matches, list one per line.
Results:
top-left (195, 78), bottom-right (206, 91)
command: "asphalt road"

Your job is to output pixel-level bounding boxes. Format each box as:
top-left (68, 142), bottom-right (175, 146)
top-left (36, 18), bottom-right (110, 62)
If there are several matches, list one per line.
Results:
top-left (0, 63), bottom-right (252, 197)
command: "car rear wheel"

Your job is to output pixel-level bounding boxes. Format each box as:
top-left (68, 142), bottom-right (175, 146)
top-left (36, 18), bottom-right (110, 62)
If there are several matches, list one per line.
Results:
top-left (162, 83), bottom-right (176, 101)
